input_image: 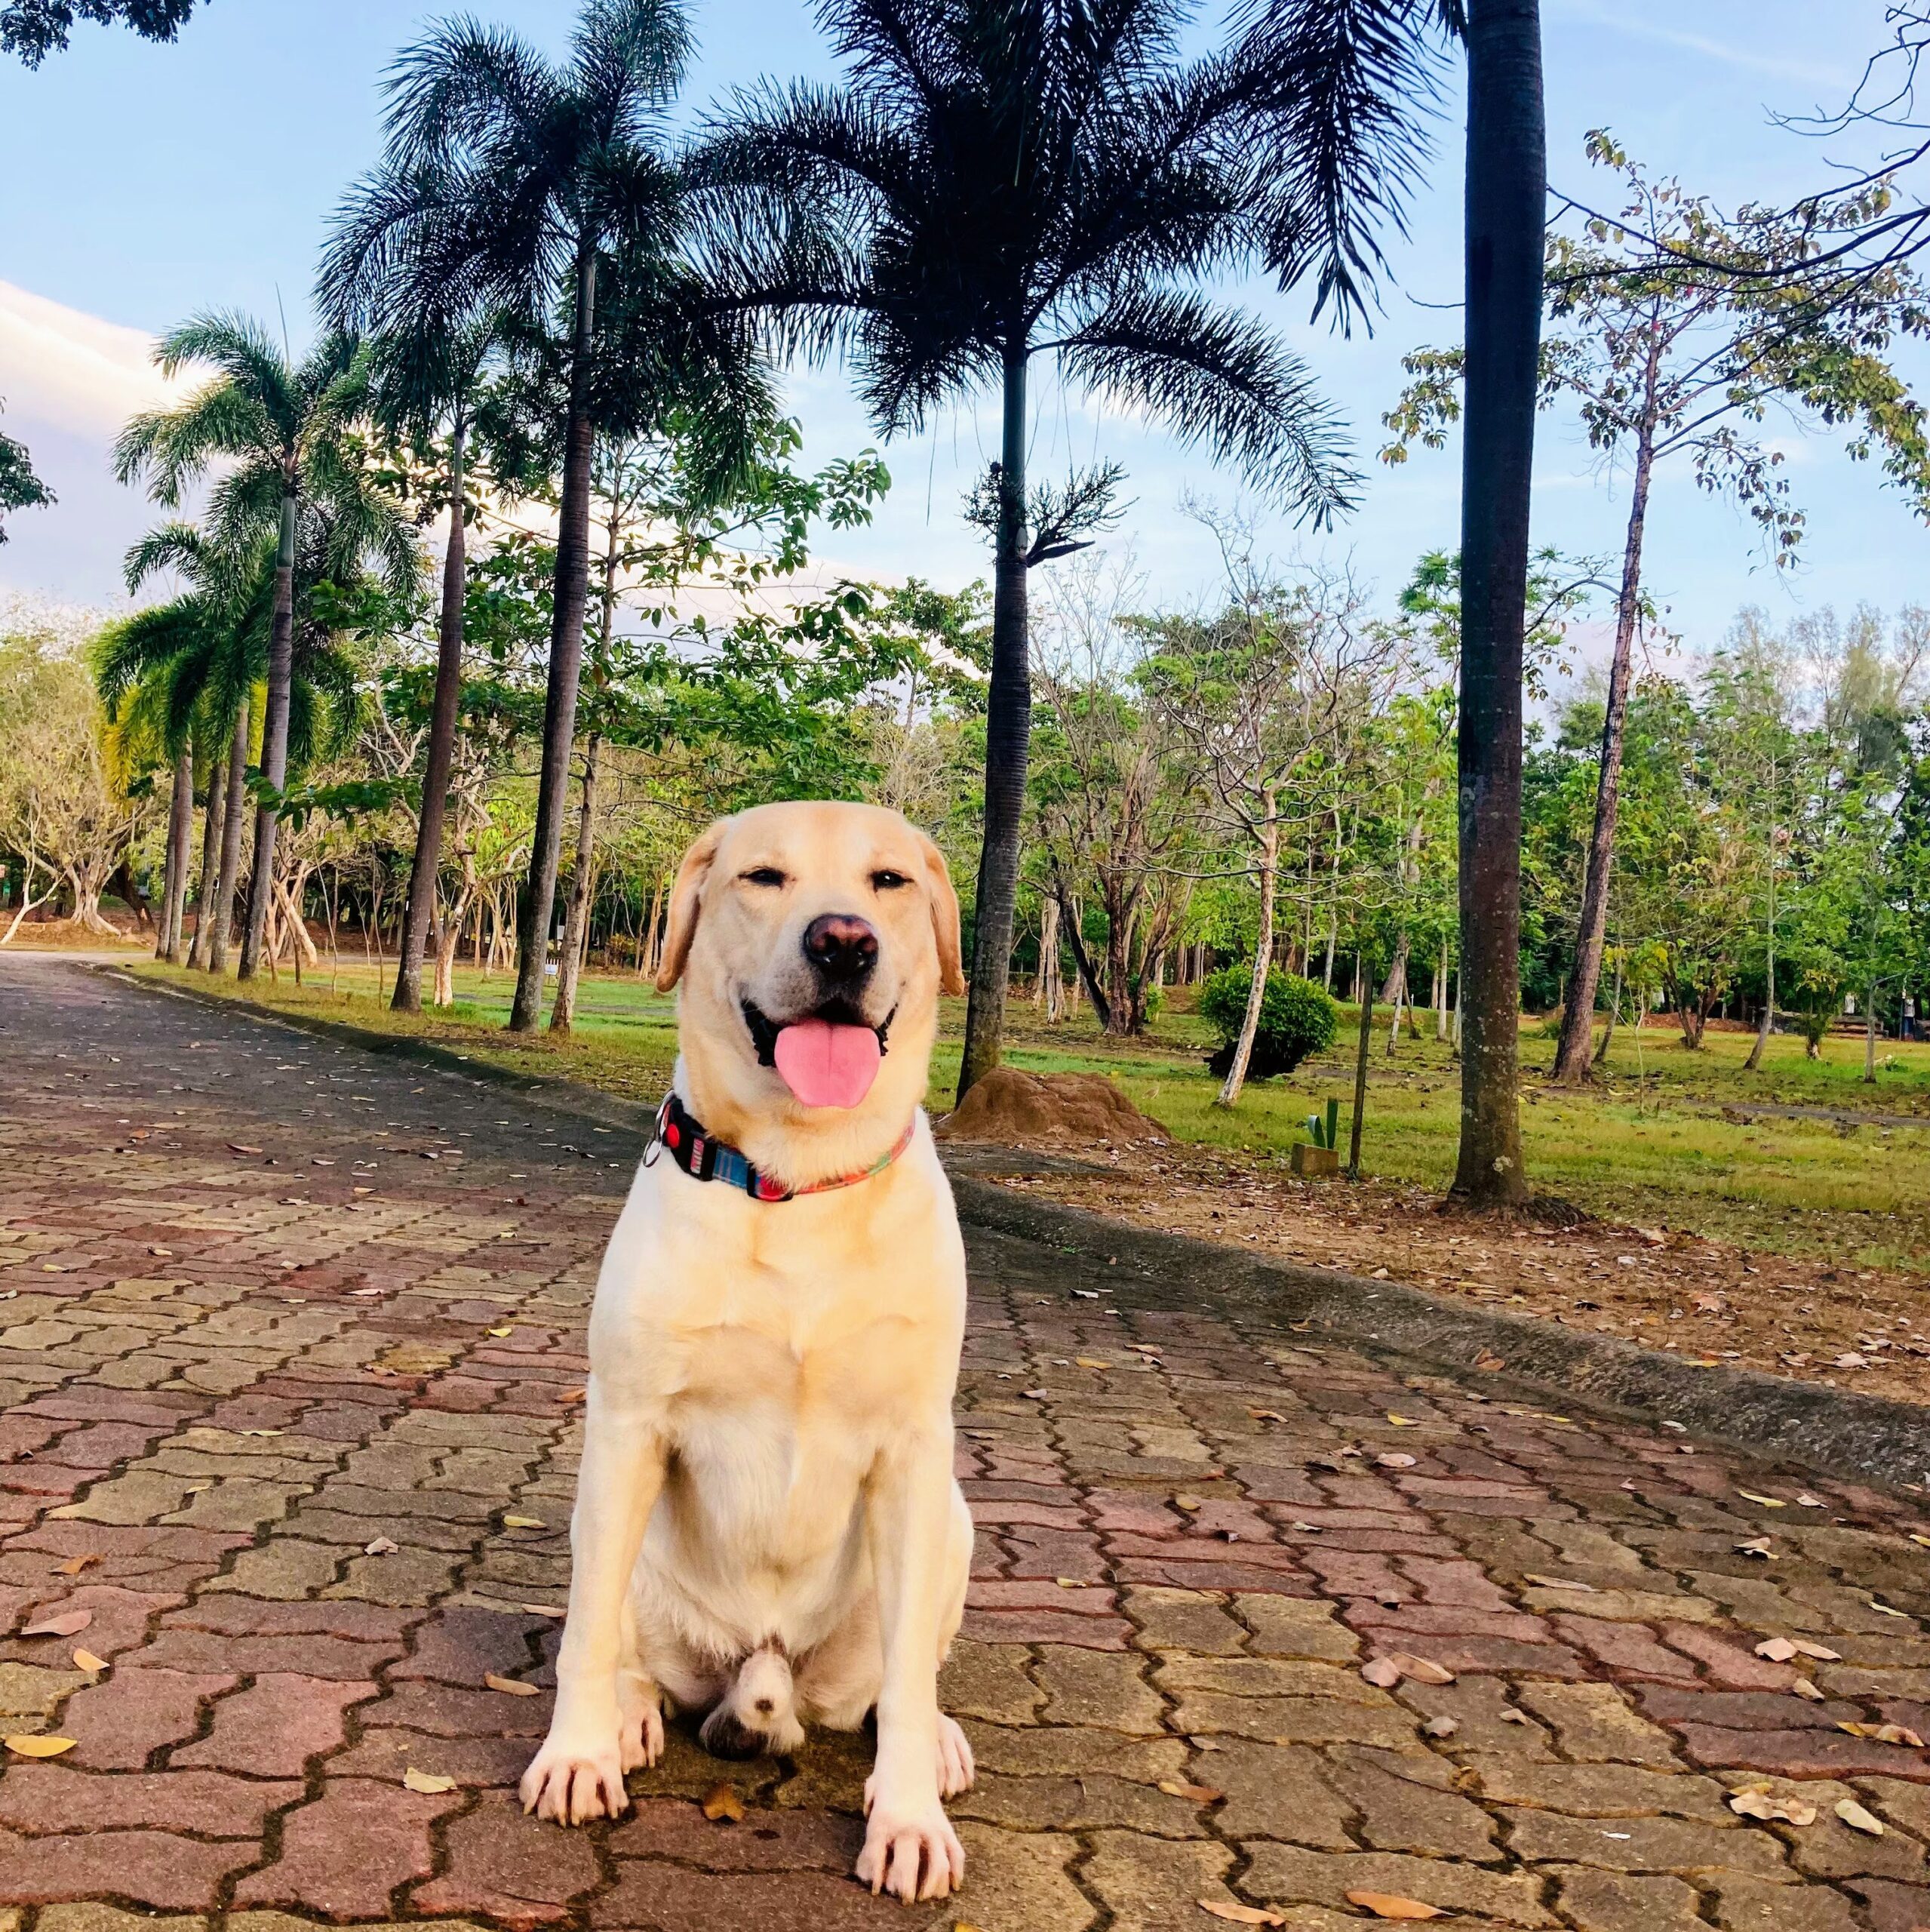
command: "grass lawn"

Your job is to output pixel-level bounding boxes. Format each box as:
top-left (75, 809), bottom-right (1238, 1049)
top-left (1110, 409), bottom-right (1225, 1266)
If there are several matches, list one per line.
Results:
top-left (128, 952), bottom-right (1930, 1277)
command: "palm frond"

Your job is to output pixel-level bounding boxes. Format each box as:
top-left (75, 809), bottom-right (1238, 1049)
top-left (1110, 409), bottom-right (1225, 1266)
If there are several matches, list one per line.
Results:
top-left (1056, 286), bottom-right (1359, 522)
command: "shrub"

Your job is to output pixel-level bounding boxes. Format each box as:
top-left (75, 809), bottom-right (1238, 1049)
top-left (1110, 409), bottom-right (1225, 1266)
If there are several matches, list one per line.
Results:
top-left (1197, 964), bottom-right (1339, 1079)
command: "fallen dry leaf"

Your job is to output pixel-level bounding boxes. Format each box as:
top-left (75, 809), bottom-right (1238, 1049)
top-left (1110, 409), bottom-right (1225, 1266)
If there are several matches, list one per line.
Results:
top-left (54, 1555), bottom-right (100, 1577)
top-left (702, 1783), bottom-right (746, 1823)
top-left (1384, 1413), bottom-right (1420, 1428)
top-left (1525, 1574), bottom-right (1595, 1593)
top-left (1730, 1788), bottom-right (1817, 1826)
top-left (404, 1767), bottom-right (456, 1793)
top-left (1074, 1357), bottom-right (1112, 1370)
top-left (1196, 1904), bottom-right (1285, 1927)
top-left (484, 1673), bottom-right (540, 1697)
top-left (228, 1143), bottom-right (264, 1156)
top-left (1247, 1409), bottom-right (1286, 1423)
top-left (1839, 1721), bottom-right (1925, 1747)
top-left (1344, 1892), bottom-right (1443, 1921)
top-left (1361, 1658), bottom-right (1403, 1688)
top-left (487, 1325), bottom-right (515, 1337)
top-left (1385, 1652), bottom-right (1456, 1685)
top-left (559, 1388), bottom-right (586, 1404)
top-left (5, 1736), bottom-right (75, 1758)
top-left (1173, 1494), bottom-right (1204, 1512)
top-left (1793, 1639), bottom-right (1842, 1662)
top-left (1421, 1715), bottom-right (1459, 1739)
top-left (364, 1535), bottom-right (399, 1557)
top-left (1474, 1350), bottom-right (1505, 1371)
top-left (521, 1603), bottom-right (567, 1618)
top-left (1791, 1679), bottom-right (1825, 1702)
top-left (1869, 1600), bottom-right (1911, 1620)
top-left (1756, 1638), bottom-right (1799, 1663)
top-left (1836, 1798), bottom-right (1885, 1835)
top-left (1158, 1780), bottom-right (1224, 1802)
top-left (1736, 1490), bottom-right (1787, 1508)
top-left (21, 1610), bottom-right (91, 1638)
top-left (72, 1648), bottom-right (106, 1673)
top-left (502, 1515), bottom-right (546, 1531)
top-left (1375, 1453), bottom-right (1418, 1469)
top-left (1735, 1538), bottom-right (1776, 1560)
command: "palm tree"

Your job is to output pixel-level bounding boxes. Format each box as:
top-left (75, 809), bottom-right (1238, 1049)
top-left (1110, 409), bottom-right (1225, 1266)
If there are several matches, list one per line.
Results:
top-left (113, 314), bottom-right (418, 982)
top-left (356, 316), bottom-right (502, 1014)
top-left (97, 526), bottom-right (257, 969)
top-left (1441, 0), bottom-right (1541, 1205)
top-left (319, 0), bottom-right (717, 1034)
top-left (692, 0), bottom-right (1392, 1100)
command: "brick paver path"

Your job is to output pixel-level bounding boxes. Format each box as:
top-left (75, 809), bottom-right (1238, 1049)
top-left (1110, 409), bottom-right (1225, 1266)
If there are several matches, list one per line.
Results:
top-left (5, 955), bottom-right (1930, 1930)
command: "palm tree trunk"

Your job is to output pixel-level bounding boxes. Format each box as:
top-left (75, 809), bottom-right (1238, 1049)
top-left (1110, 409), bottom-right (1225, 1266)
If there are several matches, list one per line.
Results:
top-left (551, 732), bottom-right (601, 1035)
top-left (394, 424), bottom-right (469, 1014)
top-left (957, 346), bottom-right (1031, 1100)
top-left (188, 733), bottom-right (226, 969)
top-left (1553, 358), bottom-right (1660, 1083)
top-left (155, 747), bottom-right (188, 960)
top-left (164, 744), bottom-right (192, 965)
top-left (511, 247), bottom-right (599, 1033)
top-left (208, 698), bottom-right (249, 973)
top-left (1449, 0), bottom-right (1544, 1208)
top-left (1217, 794), bottom-right (1278, 1109)
top-left (239, 490), bottom-right (297, 981)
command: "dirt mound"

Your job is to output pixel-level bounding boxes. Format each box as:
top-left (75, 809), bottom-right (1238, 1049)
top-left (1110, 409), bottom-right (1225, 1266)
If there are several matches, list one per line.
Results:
top-left (935, 1067), bottom-right (1167, 1147)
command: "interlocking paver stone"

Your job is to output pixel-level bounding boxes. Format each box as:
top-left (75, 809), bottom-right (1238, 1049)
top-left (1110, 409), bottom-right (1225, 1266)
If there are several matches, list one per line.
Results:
top-left (5, 952), bottom-right (1930, 1928)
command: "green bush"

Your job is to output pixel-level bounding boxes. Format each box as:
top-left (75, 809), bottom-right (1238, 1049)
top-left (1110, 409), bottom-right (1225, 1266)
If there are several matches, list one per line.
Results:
top-left (1197, 964), bottom-right (1339, 1079)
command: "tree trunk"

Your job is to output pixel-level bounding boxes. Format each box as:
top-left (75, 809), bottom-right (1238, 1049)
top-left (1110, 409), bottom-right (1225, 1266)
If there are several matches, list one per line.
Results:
top-left (239, 491), bottom-right (297, 980)
top-left (1866, 976), bottom-right (1879, 1082)
top-left (1553, 358), bottom-right (1661, 1084)
top-left (1036, 894), bottom-right (1062, 1017)
top-left (1348, 952), bottom-right (1375, 1180)
top-left (1054, 878), bottom-right (1112, 1031)
top-left (159, 745), bottom-right (192, 963)
top-left (394, 423), bottom-right (469, 1014)
top-left (1449, 0), bottom-right (1544, 1207)
top-left (208, 697), bottom-right (250, 974)
top-left (1216, 797), bottom-right (1278, 1109)
top-left (1436, 941), bottom-right (1451, 1041)
top-left (1595, 946), bottom-right (1622, 1066)
top-left (1744, 789), bottom-right (1778, 1073)
top-left (189, 732), bottom-right (226, 969)
top-left (957, 345), bottom-right (1031, 1100)
top-left (551, 732), bottom-right (601, 1035)
top-left (511, 246), bottom-right (599, 1032)
top-left (435, 857), bottom-right (476, 1008)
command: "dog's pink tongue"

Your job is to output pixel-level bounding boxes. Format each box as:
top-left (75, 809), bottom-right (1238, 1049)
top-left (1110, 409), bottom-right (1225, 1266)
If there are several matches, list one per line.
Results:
top-left (772, 1019), bottom-right (882, 1109)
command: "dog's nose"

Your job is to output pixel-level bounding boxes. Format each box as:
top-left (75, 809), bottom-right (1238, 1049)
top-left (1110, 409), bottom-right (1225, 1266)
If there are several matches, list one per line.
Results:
top-left (802, 912), bottom-right (878, 983)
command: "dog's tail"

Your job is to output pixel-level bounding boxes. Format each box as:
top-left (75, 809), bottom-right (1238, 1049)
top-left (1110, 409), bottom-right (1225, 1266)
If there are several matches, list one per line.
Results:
top-left (699, 1638), bottom-right (801, 1758)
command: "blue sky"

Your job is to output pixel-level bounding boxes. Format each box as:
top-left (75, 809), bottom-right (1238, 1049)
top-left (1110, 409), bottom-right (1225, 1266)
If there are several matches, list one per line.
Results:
top-left (2, 0), bottom-right (1923, 660)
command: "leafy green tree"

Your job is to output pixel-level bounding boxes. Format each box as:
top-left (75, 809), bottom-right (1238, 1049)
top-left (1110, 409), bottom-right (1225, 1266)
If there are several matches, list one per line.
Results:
top-left (1389, 131), bottom-right (1930, 1084)
top-left (0, 401), bottom-right (52, 543)
top-left (2, 0), bottom-right (202, 64)
top-left (693, 0), bottom-right (1379, 1102)
top-left (114, 315), bottom-right (418, 980)
top-left (321, 0), bottom-right (771, 1034)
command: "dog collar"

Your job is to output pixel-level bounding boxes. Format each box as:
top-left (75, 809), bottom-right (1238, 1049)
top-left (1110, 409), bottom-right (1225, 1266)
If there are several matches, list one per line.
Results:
top-left (644, 1091), bottom-right (916, 1203)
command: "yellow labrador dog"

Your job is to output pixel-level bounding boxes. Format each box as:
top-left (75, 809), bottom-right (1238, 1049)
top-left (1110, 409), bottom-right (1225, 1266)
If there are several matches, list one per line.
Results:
top-left (520, 800), bottom-right (976, 1904)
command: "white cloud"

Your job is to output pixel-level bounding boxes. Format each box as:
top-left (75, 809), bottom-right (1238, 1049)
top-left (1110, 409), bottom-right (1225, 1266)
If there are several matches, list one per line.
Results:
top-left (0, 281), bottom-right (180, 441)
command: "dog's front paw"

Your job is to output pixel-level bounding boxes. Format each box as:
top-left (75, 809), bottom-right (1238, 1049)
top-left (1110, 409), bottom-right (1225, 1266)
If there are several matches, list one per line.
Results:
top-left (857, 1789), bottom-right (965, 1903)
top-left (521, 1728), bottom-right (630, 1825)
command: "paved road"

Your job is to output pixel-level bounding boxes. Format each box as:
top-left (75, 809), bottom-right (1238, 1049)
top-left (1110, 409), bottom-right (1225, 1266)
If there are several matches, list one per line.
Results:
top-left (4, 955), bottom-right (1930, 1930)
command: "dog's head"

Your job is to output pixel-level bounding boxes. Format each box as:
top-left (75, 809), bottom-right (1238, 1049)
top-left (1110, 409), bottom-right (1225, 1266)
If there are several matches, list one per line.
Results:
top-left (654, 802), bottom-right (963, 1158)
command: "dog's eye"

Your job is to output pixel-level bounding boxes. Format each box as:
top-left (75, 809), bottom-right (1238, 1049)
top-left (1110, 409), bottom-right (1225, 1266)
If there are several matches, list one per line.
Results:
top-left (741, 866), bottom-right (787, 888)
top-left (871, 869), bottom-right (909, 891)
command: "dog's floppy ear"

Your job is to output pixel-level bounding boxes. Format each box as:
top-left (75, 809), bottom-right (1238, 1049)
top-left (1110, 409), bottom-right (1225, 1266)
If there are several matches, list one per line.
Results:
top-left (917, 830), bottom-right (966, 997)
top-left (655, 820), bottom-right (726, 992)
